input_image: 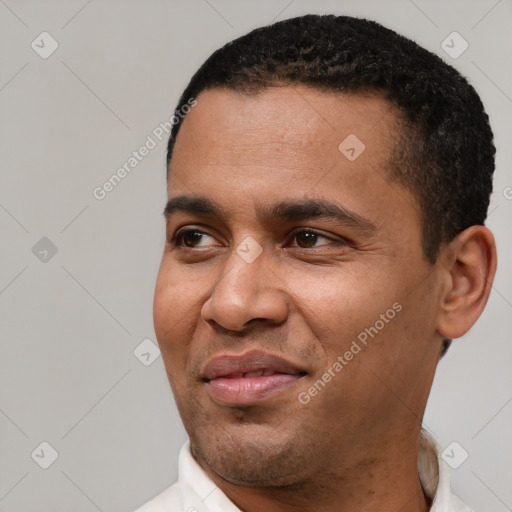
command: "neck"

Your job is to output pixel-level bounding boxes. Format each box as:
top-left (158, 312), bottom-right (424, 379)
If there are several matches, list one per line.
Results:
top-left (200, 429), bottom-right (431, 512)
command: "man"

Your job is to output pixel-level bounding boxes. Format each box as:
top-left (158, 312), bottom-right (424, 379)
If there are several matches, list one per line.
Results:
top-left (137, 14), bottom-right (497, 512)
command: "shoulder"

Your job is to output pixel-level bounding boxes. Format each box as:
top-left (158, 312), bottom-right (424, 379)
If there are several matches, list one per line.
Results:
top-left (450, 493), bottom-right (474, 512)
top-left (133, 482), bottom-right (182, 512)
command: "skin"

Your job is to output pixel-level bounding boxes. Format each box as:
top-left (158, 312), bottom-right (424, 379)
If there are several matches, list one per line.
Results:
top-left (153, 86), bottom-right (497, 512)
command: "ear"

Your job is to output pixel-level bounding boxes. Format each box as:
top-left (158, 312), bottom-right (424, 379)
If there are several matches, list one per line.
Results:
top-left (436, 225), bottom-right (497, 339)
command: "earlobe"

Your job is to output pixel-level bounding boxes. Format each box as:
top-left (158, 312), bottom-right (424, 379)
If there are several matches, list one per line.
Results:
top-left (436, 226), bottom-right (497, 340)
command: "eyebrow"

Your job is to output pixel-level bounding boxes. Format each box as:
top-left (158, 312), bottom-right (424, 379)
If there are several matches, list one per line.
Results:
top-left (164, 195), bottom-right (227, 222)
top-left (163, 195), bottom-right (377, 234)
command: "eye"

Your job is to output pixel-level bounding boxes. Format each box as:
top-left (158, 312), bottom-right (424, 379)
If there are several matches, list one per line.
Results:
top-left (171, 227), bottom-right (345, 250)
top-left (289, 229), bottom-right (338, 249)
top-left (173, 228), bottom-right (218, 248)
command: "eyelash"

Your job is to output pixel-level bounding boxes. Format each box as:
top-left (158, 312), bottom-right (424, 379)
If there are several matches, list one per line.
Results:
top-left (171, 227), bottom-right (344, 249)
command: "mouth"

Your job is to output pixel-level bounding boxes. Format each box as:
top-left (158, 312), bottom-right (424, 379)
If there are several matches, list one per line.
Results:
top-left (202, 350), bottom-right (307, 406)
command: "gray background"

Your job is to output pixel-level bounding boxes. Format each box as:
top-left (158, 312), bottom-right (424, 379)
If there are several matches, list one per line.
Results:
top-left (0, 0), bottom-right (511, 511)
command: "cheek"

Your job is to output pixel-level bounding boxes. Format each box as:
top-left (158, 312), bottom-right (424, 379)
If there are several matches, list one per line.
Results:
top-left (284, 263), bottom-right (402, 347)
top-left (153, 261), bottom-right (203, 352)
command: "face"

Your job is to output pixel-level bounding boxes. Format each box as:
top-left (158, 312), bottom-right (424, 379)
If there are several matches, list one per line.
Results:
top-left (153, 86), bottom-right (445, 488)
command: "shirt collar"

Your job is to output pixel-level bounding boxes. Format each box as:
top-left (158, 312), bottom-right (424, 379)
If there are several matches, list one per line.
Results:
top-left (419, 428), bottom-right (461, 512)
top-left (178, 441), bottom-right (240, 512)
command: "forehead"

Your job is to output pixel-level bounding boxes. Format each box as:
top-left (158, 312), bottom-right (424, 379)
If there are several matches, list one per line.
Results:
top-left (167, 86), bottom-right (421, 243)
top-left (170, 86), bottom-right (400, 177)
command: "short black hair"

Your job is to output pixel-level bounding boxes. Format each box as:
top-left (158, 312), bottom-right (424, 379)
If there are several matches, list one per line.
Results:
top-left (166, 14), bottom-right (495, 265)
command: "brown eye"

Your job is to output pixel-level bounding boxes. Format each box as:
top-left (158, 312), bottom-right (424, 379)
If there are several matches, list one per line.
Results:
top-left (295, 231), bottom-right (320, 248)
top-left (182, 230), bottom-right (204, 247)
top-left (174, 228), bottom-right (216, 248)
top-left (291, 229), bottom-right (335, 249)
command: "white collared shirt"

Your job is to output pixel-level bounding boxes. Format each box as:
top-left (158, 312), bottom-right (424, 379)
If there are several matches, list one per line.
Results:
top-left (135, 430), bottom-right (472, 512)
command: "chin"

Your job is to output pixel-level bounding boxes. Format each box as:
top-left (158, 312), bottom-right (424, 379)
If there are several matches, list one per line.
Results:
top-left (189, 422), bottom-right (310, 486)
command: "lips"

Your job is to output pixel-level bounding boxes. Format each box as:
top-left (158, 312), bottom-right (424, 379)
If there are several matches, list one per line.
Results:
top-left (202, 350), bottom-right (306, 406)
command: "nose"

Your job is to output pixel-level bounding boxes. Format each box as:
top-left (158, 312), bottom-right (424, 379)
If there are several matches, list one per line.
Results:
top-left (201, 247), bottom-right (289, 333)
